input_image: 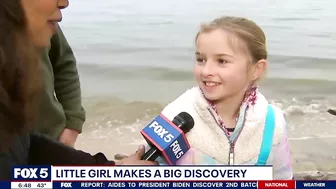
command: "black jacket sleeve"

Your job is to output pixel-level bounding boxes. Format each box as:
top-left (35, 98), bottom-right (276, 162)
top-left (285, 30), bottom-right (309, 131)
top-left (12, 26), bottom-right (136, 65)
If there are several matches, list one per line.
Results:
top-left (28, 133), bottom-right (115, 165)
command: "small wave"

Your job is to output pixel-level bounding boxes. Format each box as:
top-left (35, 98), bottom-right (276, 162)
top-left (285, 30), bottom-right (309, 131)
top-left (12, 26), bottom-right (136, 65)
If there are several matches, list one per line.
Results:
top-left (294, 171), bottom-right (336, 180)
top-left (262, 24), bottom-right (294, 30)
top-left (146, 21), bottom-right (175, 25)
top-left (269, 100), bottom-right (328, 116)
top-left (79, 64), bottom-right (193, 81)
top-left (269, 54), bottom-right (336, 66)
top-left (81, 43), bottom-right (191, 55)
top-left (272, 17), bottom-right (319, 22)
top-left (83, 96), bottom-right (162, 128)
top-left (289, 135), bottom-right (336, 141)
top-left (307, 33), bottom-right (332, 39)
top-left (79, 63), bottom-right (336, 84)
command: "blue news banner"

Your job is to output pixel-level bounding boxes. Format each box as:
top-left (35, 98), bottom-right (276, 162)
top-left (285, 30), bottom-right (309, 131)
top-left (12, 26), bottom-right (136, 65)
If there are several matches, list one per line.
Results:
top-left (5, 166), bottom-right (336, 189)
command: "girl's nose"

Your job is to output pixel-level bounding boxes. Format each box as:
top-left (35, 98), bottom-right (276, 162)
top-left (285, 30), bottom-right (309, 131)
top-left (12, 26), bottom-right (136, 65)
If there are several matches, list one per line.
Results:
top-left (201, 61), bottom-right (216, 77)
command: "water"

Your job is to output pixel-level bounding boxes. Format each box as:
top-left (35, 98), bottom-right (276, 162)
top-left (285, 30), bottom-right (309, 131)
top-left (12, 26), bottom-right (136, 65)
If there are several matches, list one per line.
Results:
top-left (59, 0), bottom-right (336, 178)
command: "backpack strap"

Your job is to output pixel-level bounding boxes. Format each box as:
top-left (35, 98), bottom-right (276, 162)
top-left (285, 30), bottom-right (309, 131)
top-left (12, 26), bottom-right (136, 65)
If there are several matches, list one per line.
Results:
top-left (256, 104), bottom-right (276, 165)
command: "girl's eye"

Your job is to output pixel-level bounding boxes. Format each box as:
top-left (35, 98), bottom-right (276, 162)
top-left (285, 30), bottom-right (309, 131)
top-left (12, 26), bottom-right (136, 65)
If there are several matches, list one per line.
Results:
top-left (196, 57), bottom-right (205, 63)
top-left (218, 59), bottom-right (228, 64)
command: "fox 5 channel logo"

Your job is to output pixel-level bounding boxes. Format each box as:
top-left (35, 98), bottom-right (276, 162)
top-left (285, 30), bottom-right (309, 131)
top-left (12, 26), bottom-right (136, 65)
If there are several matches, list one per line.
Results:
top-left (141, 114), bottom-right (190, 165)
top-left (12, 166), bottom-right (51, 181)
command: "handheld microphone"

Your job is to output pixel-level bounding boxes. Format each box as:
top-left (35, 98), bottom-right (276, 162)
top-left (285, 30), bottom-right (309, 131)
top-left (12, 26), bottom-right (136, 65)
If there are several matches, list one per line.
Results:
top-left (140, 112), bottom-right (194, 165)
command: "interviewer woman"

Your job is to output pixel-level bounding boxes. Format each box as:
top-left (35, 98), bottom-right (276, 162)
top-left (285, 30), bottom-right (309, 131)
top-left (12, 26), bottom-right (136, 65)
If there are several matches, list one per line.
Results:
top-left (0, 0), bottom-right (157, 180)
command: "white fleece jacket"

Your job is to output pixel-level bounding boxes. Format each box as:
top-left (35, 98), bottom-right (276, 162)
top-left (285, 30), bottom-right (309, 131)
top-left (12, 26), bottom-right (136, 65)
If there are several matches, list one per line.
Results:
top-left (148, 87), bottom-right (293, 180)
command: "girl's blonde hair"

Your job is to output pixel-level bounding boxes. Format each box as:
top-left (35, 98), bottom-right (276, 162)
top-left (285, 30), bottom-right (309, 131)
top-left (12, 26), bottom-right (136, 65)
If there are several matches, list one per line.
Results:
top-left (195, 16), bottom-right (267, 64)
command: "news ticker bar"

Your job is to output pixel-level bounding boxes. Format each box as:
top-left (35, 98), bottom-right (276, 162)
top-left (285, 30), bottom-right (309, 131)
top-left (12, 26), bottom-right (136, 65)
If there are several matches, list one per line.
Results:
top-left (4, 181), bottom-right (335, 189)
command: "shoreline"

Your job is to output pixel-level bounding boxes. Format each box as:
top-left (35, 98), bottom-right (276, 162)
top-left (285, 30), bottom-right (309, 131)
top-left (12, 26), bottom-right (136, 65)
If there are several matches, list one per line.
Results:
top-left (77, 96), bottom-right (336, 181)
top-left (294, 172), bottom-right (336, 180)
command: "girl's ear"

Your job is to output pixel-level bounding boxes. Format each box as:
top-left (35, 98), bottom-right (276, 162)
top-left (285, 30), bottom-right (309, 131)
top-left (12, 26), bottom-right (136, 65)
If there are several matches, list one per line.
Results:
top-left (251, 59), bottom-right (267, 81)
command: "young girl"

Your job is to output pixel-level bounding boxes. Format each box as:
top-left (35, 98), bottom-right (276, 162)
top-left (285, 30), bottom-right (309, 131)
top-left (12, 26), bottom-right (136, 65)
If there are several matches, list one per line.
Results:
top-left (155, 16), bottom-right (293, 179)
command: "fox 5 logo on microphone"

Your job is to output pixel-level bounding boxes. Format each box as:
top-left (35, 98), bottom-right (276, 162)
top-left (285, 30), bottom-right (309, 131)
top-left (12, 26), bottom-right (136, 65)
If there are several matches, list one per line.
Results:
top-left (141, 114), bottom-right (190, 164)
top-left (12, 165), bottom-right (51, 181)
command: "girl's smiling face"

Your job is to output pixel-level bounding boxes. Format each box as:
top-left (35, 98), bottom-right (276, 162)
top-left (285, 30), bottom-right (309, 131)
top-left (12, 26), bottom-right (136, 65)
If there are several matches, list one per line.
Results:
top-left (194, 29), bottom-right (256, 101)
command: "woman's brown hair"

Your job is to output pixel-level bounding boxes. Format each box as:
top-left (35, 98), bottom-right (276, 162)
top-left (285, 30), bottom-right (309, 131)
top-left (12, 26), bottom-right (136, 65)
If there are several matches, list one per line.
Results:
top-left (0, 0), bottom-right (41, 151)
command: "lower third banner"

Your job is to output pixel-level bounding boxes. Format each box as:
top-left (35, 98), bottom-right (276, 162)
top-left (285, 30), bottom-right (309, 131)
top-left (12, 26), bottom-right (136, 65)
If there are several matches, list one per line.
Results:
top-left (47, 181), bottom-right (336, 189)
top-left (52, 181), bottom-right (257, 189)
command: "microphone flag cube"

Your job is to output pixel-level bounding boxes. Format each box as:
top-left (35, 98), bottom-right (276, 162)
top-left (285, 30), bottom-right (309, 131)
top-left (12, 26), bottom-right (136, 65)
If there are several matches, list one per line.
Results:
top-left (140, 114), bottom-right (190, 165)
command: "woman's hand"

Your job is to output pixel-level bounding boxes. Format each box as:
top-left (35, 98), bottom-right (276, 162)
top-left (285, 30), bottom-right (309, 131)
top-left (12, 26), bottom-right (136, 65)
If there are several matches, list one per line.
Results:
top-left (59, 128), bottom-right (79, 147)
top-left (115, 153), bottom-right (129, 160)
top-left (116, 145), bottom-right (158, 165)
